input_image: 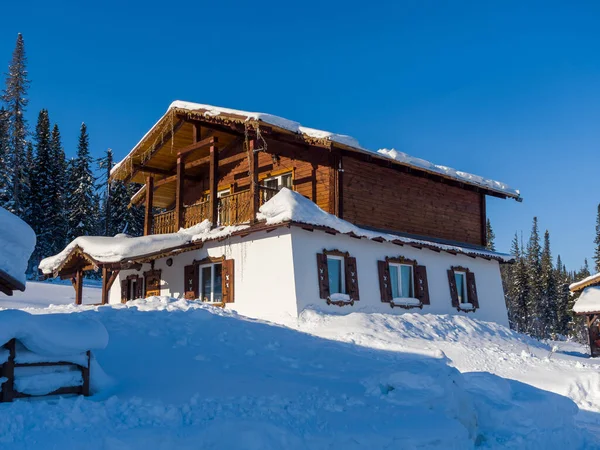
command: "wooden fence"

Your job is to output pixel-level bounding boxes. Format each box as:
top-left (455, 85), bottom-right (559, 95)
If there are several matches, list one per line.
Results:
top-left (0, 339), bottom-right (91, 402)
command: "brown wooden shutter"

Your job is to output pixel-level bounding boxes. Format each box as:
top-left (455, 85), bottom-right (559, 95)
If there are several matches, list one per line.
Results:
top-left (345, 256), bottom-right (359, 301)
top-left (466, 271), bottom-right (479, 308)
top-left (447, 269), bottom-right (459, 307)
top-left (144, 270), bottom-right (161, 297)
top-left (120, 279), bottom-right (128, 303)
top-left (184, 265), bottom-right (198, 299)
top-left (135, 275), bottom-right (143, 299)
top-left (377, 260), bottom-right (392, 302)
top-left (414, 265), bottom-right (430, 305)
top-left (316, 253), bottom-right (330, 299)
top-left (222, 259), bottom-right (235, 303)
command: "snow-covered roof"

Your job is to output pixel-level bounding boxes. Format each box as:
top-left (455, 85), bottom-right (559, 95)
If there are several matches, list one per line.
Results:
top-left (39, 220), bottom-right (248, 276)
top-left (258, 189), bottom-right (513, 262)
top-left (570, 273), bottom-right (600, 293)
top-left (111, 100), bottom-right (521, 200)
top-left (573, 286), bottom-right (600, 315)
top-left (0, 309), bottom-right (107, 355)
top-left (0, 207), bottom-right (36, 291)
top-left (41, 189), bottom-right (512, 276)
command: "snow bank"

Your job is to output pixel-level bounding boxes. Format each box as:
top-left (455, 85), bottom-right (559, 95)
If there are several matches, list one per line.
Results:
top-left (573, 286), bottom-right (600, 314)
top-left (39, 220), bottom-right (248, 275)
top-left (258, 188), bottom-right (513, 261)
top-left (0, 207), bottom-right (36, 288)
top-left (0, 309), bottom-right (108, 356)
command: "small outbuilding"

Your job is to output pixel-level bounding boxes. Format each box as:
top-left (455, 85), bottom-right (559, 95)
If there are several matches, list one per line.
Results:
top-left (0, 207), bottom-right (36, 295)
top-left (570, 274), bottom-right (600, 357)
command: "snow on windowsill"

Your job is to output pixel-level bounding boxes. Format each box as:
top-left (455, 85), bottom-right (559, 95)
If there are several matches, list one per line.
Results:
top-left (329, 293), bottom-right (351, 302)
top-left (458, 302), bottom-right (476, 312)
top-left (391, 297), bottom-right (422, 309)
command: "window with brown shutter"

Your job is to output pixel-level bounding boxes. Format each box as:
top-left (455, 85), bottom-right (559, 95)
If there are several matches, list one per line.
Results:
top-left (144, 270), bottom-right (162, 298)
top-left (316, 253), bottom-right (330, 299)
top-left (448, 266), bottom-right (478, 312)
top-left (380, 256), bottom-right (429, 309)
top-left (184, 264), bottom-right (198, 299)
top-left (345, 257), bottom-right (359, 301)
top-left (317, 249), bottom-right (358, 306)
top-left (222, 259), bottom-right (235, 303)
top-left (120, 279), bottom-right (128, 303)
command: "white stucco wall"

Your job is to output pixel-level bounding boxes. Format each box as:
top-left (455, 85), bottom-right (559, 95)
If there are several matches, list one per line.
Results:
top-left (109, 228), bottom-right (299, 322)
top-left (290, 227), bottom-right (509, 326)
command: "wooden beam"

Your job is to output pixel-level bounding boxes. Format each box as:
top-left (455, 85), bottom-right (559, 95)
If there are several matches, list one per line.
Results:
top-left (177, 135), bottom-right (216, 158)
top-left (101, 267), bottom-right (109, 305)
top-left (75, 268), bottom-right (83, 306)
top-left (133, 164), bottom-right (173, 177)
top-left (175, 156), bottom-right (185, 230)
top-left (249, 139), bottom-right (259, 223)
top-left (209, 139), bottom-right (219, 226)
top-left (144, 176), bottom-right (154, 235)
top-left (122, 119), bottom-right (185, 183)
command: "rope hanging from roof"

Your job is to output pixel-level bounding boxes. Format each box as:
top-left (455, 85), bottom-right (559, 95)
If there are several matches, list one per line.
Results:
top-left (243, 121), bottom-right (267, 188)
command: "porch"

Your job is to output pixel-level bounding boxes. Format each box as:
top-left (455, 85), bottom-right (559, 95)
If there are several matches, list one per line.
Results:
top-left (151, 186), bottom-right (278, 234)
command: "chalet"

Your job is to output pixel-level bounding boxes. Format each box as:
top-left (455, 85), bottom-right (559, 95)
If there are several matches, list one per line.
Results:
top-left (570, 274), bottom-right (600, 357)
top-left (0, 207), bottom-right (35, 296)
top-left (40, 101), bottom-right (520, 325)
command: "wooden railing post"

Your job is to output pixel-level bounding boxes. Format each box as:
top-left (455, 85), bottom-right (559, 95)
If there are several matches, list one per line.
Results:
top-left (1, 339), bottom-right (15, 402)
top-left (75, 268), bottom-right (83, 306)
top-left (101, 266), bottom-right (109, 305)
top-left (175, 156), bottom-right (185, 230)
top-left (144, 175), bottom-right (154, 235)
top-left (249, 139), bottom-right (259, 222)
top-left (209, 138), bottom-right (219, 227)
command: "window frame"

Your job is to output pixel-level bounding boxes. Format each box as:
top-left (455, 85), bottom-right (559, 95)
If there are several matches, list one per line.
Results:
top-left (198, 262), bottom-right (223, 303)
top-left (128, 278), bottom-right (137, 301)
top-left (263, 172), bottom-right (293, 190)
top-left (454, 270), bottom-right (468, 304)
top-left (389, 262), bottom-right (414, 299)
top-left (326, 254), bottom-right (346, 295)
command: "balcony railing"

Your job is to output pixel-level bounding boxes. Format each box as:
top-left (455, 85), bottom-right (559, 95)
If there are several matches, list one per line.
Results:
top-left (152, 188), bottom-right (280, 234)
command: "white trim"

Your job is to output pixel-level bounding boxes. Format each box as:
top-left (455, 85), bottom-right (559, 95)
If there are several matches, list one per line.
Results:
top-left (263, 172), bottom-right (293, 190)
top-left (326, 255), bottom-right (346, 294)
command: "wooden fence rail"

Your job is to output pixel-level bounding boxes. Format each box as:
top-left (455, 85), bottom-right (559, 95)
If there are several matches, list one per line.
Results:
top-left (0, 339), bottom-right (91, 403)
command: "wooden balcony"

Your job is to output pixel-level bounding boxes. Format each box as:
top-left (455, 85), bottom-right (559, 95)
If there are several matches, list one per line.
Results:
top-left (151, 187), bottom-right (278, 235)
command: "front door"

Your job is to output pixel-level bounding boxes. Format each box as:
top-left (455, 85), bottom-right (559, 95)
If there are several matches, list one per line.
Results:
top-left (144, 270), bottom-right (162, 297)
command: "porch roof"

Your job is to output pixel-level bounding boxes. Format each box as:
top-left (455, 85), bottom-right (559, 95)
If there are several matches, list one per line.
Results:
top-left (570, 273), bottom-right (600, 293)
top-left (573, 286), bottom-right (600, 315)
top-left (110, 100), bottom-right (522, 201)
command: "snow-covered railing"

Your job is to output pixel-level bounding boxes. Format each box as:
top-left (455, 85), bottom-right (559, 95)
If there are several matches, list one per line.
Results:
top-left (0, 338), bottom-right (91, 402)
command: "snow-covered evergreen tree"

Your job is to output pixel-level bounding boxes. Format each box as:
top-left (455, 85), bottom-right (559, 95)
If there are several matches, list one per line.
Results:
top-left (554, 255), bottom-right (571, 336)
top-left (0, 107), bottom-right (12, 208)
top-left (48, 124), bottom-right (68, 253)
top-left (540, 230), bottom-right (557, 337)
top-left (67, 123), bottom-right (95, 240)
top-left (526, 218), bottom-right (543, 337)
top-left (508, 233), bottom-right (529, 333)
top-left (485, 218), bottom-right (496, 251)
top-left (2, 33), bottom-right (30, 216)
top-left (594, 204), bottom-right (600, 273)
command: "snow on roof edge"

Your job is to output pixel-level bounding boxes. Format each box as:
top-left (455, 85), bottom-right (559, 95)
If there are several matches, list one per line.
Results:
top-left (569, 272), bottom-right (600, 292)
top-left (111, 100), bottom-right (521, 200)
top-left (572, 286), bottom-right (600, 314)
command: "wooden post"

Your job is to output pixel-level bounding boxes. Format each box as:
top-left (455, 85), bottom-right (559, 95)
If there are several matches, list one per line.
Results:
top-left (337, 153), bottom-right (344, 220)
top-left (175, 156), bottom-right (185, 230)
top-left (81, 351), bottom-right (91, 396)
top-left (209, 138), bottom-right (219, 227)
top-left (75, 268), bottom-right (83, 306)
top-left (101, 266), bottom-right (109, 305)
top-left (249, 139), bottom-right (259, 222)
top-left (144, 175), bottom-right (154, 235)
top-left (1, 339), bottom-right (15, 402)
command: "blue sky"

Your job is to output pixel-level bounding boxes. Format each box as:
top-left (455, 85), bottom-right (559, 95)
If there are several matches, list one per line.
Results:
top-left (1, 0), bottom-right (599, 270)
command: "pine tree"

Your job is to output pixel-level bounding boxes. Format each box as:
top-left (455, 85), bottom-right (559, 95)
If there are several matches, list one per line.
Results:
top-left (2, 33), bottom-right (30, 216)
top-left (0, 107), bottom-right (12, 207)
top-left (554, 255), bottom-right (571, 336)
top-left (67, 123), bottom-right (95, 240)
top-left (508, 233), bottom-right (529, 333)
top-left (21, 141), bottom-right (34, 225)
top-left (540, 230), bottom-right (557, 337)
top-left (594, 204), bottom-right (600, 273)
top-left (29, 110), bottom-right (53, 271)
top-left (485, 218), bottom-right (496, 251)
top-left (96, 148), bottom-right (113, 236)
top-left (48, 124), bottom-right (68, 252)
top-left (526, 217), bottom-right (543, 337)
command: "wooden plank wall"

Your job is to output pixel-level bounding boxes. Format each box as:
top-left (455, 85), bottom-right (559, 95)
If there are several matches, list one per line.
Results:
top-left (182, 138), bottom-right (333, 213)
top-left (342, 155), bottom-right (485, 246)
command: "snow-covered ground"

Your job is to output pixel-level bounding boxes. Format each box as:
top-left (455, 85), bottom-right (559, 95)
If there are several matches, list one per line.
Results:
top-left (0, 282), bottom-right (599, 448)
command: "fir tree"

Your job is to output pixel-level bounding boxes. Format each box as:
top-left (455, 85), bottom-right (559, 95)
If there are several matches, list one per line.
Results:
top-left (48, 124), bottom-right (68, 252)
top-left (485, 218), bottom-right (496, 251)
top-left (540, 230), bottom-right (557, 337)
top-left (0, 107), bottom-right (11, 207)
top-left (594, 204), bottom-right (600, 273)
top-left (67, 123), bottom-right (95, 240)
top-left (508, 233), bottom-right (529, 333)
top-left (526, 217), bottom-right (543, 337)
top-left (2, 33), bottom-right (30, 216)
top-left (554, 255), bottom-right (571, 336)
top-left (29, 110), bottom-right (53, 271)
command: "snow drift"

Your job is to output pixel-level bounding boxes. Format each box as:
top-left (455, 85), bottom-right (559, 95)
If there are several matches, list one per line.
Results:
top-left (0, 207), bottom-right (36, 288)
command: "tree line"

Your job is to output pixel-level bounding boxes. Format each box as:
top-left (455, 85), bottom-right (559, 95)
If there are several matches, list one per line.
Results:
top-left (487, 214), bottom-right (595, 341)
top-left (0, 34), bottom-right (144, 276)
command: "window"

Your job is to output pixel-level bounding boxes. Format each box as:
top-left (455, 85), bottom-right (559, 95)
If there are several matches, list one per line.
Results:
top-left (128, 278), bottom-right (138, 301)
top-left (263, 172), bottom-right (293, 202)
top-left (454, 271), bottom-right (468, 304)
top-left (327, 255), bottom-right (345, 295)
top-left (389, 263), bottom-right (414, 298)
top-left (199, 263), bottom-right (223, 303)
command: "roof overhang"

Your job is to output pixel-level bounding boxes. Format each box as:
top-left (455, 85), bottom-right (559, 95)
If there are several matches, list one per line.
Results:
top-left (0, 268), bottom-right (25, 295)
